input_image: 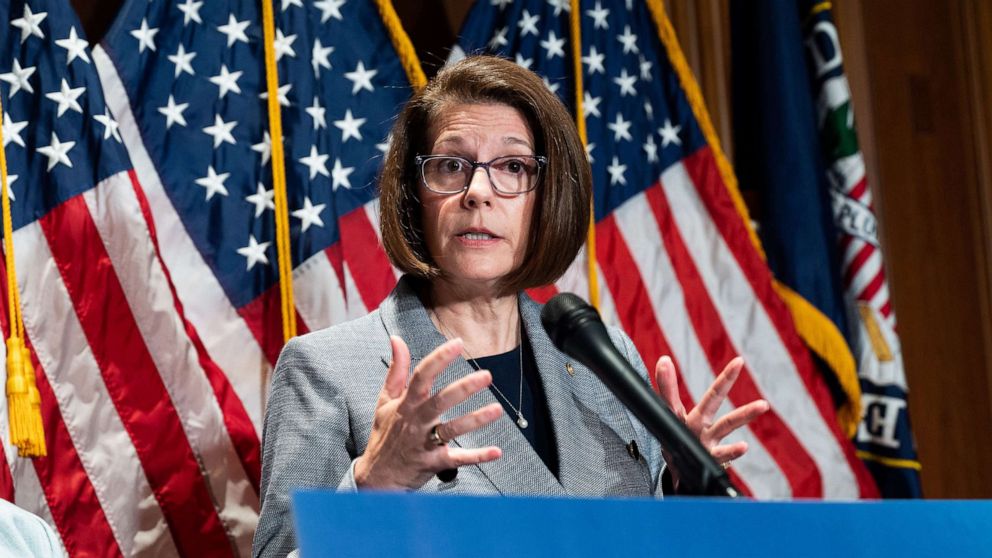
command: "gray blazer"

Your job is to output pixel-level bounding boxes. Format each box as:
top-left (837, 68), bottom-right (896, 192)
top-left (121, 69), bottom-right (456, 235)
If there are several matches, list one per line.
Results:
top-left (253, 277), bottom-right (665, 557)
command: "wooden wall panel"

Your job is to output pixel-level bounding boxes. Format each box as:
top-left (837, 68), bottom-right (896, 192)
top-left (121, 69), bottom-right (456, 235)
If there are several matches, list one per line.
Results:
top-left (856, 0), bottom-right (992, 498)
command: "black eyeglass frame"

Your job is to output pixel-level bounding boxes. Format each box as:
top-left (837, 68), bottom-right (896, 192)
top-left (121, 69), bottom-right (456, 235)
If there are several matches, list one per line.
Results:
top-left (414, 154), bottom-right (548, 196)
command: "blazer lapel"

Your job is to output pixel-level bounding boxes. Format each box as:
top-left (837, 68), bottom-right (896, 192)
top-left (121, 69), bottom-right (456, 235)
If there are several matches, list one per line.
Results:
top-left (378, 278), bottom-right (564, 496)
top-left (519, 295), bottom-right (618, 496)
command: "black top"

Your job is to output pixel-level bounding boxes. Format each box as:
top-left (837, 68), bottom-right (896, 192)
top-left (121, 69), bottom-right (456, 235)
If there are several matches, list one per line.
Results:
top-left (472, 336), bottom-right (559, 479)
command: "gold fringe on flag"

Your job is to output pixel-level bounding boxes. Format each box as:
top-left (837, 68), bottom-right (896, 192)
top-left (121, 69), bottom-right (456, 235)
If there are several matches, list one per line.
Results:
top-left (373, 0), bottom-right (427, 91)
top-left (260, 0), bottom-right (297, 343)
top-left (0, 101), bottom-right (46, 457)
top-left (644, 0), bottom-right (862, 436)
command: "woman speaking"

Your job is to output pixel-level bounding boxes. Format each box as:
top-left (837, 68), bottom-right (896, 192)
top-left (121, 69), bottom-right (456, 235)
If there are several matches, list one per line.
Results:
top-left (253, 55), bottom-right (768, 557)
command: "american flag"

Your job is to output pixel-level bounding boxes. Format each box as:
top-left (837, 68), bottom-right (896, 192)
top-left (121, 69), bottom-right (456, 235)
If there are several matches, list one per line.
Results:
top-left (454, 0), bottom-right (879, 498)
top-left (1, 0), bottom-right (412, 555)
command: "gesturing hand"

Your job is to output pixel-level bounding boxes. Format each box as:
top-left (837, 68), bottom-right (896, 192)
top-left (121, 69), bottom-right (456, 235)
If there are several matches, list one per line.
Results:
top-left (653, 355), bottom-right (769, 487)
top-left (354, 336), bottom-right (504, 490)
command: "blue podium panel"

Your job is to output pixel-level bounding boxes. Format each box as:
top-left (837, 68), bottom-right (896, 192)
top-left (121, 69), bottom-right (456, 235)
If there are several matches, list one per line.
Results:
top-left (292, 491), bottom-right (992, 558)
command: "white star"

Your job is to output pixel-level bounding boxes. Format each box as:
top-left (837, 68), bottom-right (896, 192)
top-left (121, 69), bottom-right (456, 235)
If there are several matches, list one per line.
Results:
top-left (177, 0), bottom-right (203, 25)
top-left (644, 100), bottom-right (654, 121)
top-left (2, 112), bottom-right (27, 148)
top-left (168, 43), bottom-right (196, 78)
top-left (643, 134), bottom-right (658, 163)
top-left (312, 38), bottom-right (333, 77)
top-left (292, 197), bottom-right (326, 232)
top-left (659, 119), bottom-right (682, 147)
top-left (36, 132), bottom-right (75, 171)
top-left (331, 158), bottom-right (354, 190)
top-left (217, 14), bottom-right (250, 47)
top-left (584, 142), bottom-right (595, 164)
top-left (130, 18), bottom-right (159, 53)
top-left (299, 145), bottom-right (330, 179)
top-left (488, 27), bottom-right (508, 49)
top-left (252, 132), bottom-right (273, 165)
top-left (158, 95), bottom-right (189, 129)
top-left (344, 61), bottom-right (377, 94)
top-left (237, 235), bottom-right (270, 270)
top-left (281, 0), bottom-right (303, 11)
top-left (617, 25), bottom-right (639, 55)
top-left (246, 183), bottom-right (275, 217)
top-left (376, 133), bottom-right (392, 154)
top-left (203, 114), bottom-right (238, 148)
top-left (11, 5), bottom-right (47, 44)
top-left (586, 1), bottom-right (610, 29)
top-left (44, 78), bottom-right (85, 117)
top-left (607, 156), bottom-right (627, 186)
top-left (540, 31), bottom-right (566, 59)
top-left (639, 55), bottom-right (653, 81)
top-left (547, 0), bottom-right (571, 16)
top-left (210, 64), bottom-right (243, 99)
top-left (515, 53), bottom-right (533, 70)
top-left (4, 174), bottom-right (16, 201)
top-left (613, 68), bottom-right (637, 97)
top-left (0, 60), bottom-right (36, 98)
top-left (273, 29), bottom-right (297, 61)
top-left (306, 97), bottom-right (326, 130)
top-left (94, 109), bottom-right (122, 142)
top-left (582, 46), bottom-right (605, 75)
top-left (194, 165), bottom-right (230, 200)
top-left (314, 0), bottom-right (346, 22)
top-left (491, 0), bottom-right (512, 9)
top-left (334, 109), bottom-right (366, 142)
top-left (607, 113), bottom-right (632, 142)
top-left (518, 10), bottom-right (540, 36)
top-left (259, 83), bottom-right (292, 107)
top-left (543, 77), bottom-right (560, 95)
top-left (56, 27), bottom-right (90, 65)
top-left (582, 92), bottom-right (601, 118)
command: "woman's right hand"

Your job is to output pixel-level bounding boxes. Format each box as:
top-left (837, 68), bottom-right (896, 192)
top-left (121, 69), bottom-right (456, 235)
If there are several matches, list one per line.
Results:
top-left (353, 336), bottom-right (504, 490)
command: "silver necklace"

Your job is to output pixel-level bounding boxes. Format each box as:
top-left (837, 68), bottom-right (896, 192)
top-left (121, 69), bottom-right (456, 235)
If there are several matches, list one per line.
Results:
top-left (432, 310), bottom-right (528, 429)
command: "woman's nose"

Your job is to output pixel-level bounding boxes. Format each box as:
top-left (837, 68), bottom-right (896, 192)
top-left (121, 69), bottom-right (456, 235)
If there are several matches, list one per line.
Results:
top-left (462, 167), bottom-right (494, 207)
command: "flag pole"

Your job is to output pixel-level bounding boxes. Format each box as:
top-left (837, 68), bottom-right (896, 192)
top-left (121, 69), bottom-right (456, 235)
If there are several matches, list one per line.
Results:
top-left (260, 0), bottom-right (297, 343)
top-left (570, 0), bottom-right (599, 309)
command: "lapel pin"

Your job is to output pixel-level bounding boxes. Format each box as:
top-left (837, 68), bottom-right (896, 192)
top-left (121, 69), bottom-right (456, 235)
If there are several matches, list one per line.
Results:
top-left (626, 440), bottom-right (640, 461)
top-left (565, 362), bottom-right (575, 376)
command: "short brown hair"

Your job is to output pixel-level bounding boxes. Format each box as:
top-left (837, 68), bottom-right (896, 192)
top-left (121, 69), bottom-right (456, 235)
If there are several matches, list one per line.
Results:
top-left (379, 55), bottom-right (591, 295)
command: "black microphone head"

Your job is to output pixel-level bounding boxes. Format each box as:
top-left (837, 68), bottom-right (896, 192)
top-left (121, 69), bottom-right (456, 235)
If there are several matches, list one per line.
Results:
top-left (541, 292), bottom-right (603, 349)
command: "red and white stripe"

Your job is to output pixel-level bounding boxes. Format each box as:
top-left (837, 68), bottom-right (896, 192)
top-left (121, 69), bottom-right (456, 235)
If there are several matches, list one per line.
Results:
top-left (543, 148), bottom-right (877, 498)
top-left (0, 168), bottom-right (261, 554)
top-left (830, 152), bottom-right (895, 327)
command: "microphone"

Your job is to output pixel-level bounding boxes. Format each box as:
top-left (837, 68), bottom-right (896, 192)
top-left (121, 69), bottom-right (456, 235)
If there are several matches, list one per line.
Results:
top-left (541, 293), bottom-right (739, 497)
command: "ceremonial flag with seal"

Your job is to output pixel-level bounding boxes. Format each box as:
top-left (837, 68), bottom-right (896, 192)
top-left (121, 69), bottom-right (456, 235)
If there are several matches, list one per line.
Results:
top-left (731, 0), bottom-right (922, 497)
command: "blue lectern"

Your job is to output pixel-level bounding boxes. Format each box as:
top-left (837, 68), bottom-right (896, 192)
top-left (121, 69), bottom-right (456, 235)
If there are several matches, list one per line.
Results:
top-left (293, 490), bottom-right (992, 557)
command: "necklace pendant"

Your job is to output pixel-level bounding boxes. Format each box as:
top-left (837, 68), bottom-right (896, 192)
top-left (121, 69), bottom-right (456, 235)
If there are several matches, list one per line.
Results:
top-left (516, 415), bottom-right (528, 429)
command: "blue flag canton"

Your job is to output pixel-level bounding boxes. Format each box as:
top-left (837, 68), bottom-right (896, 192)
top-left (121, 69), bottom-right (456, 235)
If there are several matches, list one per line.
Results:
top-left (457, 0), bottom-right (706, 222)
top-left (102, 0), bottom-right (412, 309)
top-left (1, 0), bottom-right (131, 231)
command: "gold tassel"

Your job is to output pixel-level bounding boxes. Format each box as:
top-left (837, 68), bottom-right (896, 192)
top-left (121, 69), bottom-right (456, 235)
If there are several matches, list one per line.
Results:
top-left (6, 338), bottom-right (45, 457)
top-left (1, 104), bottom-right (45, 457)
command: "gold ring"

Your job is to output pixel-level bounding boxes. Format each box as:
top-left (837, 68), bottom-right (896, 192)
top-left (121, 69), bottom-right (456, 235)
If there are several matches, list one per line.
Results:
top-left (722, 461), bottom-right (731, 470)
top-left (429, 424), bottom-right (446, 446)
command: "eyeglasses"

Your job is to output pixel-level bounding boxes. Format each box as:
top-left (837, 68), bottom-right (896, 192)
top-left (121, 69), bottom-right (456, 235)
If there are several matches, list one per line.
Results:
top-left (414, 154), bottom-right (547, 195)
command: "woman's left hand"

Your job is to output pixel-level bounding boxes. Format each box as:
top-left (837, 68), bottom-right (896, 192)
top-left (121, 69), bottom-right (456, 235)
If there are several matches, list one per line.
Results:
top-left (653, 355), bottom-right (770, 485)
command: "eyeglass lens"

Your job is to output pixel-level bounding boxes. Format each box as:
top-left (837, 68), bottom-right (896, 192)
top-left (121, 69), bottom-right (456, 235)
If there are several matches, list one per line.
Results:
top-left (421, 156), bottom-right (541, 194)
